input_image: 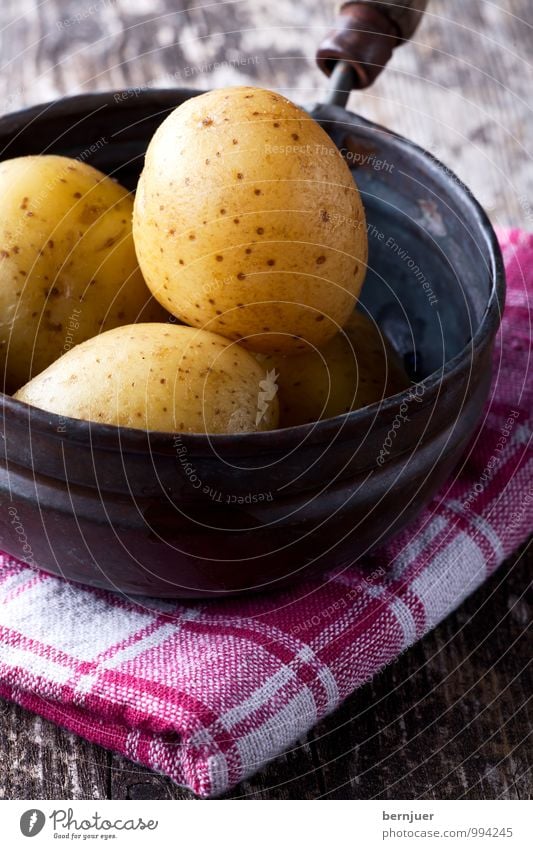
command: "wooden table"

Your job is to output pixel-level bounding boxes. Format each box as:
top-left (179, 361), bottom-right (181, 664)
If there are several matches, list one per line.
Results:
top-left (0, 0), bottom-right (531, 799)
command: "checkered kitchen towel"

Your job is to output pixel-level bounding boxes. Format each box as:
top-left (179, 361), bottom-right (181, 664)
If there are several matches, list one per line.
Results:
top-left (0, 228), bottom-right (531, 798)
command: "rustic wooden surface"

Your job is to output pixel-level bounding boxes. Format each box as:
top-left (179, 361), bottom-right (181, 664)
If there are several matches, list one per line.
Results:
top-left (0, 0), bottom-right (531, 799)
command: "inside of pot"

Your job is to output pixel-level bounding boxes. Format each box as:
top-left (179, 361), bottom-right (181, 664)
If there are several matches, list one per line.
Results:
top-left (0, 89), bottom-right (496, 386)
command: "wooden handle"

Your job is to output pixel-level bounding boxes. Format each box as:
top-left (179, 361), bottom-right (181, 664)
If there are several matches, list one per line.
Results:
top-left (317, 0), bottom-right (428, 88)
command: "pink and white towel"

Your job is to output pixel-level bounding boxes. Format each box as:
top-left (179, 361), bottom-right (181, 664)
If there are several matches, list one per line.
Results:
top-left (0, 228), bottom-right (531, 798)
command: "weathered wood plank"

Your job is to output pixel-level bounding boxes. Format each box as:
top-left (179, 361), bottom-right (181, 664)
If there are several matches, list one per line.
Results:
top-left (0, 0), bottom-right (530, 799)
top-left (0, 702), bottom-right (109, 799)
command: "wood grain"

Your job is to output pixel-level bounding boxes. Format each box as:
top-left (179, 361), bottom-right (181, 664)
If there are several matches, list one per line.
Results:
top-left (0, 0), bottom-right (531, 799)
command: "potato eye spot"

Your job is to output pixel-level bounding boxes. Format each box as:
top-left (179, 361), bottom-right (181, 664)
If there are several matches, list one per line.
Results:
top-left (316, 255), bottom-right (326, 264)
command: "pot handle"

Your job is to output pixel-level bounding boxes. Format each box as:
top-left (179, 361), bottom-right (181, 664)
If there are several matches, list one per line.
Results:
top-left (316, 1), bottom-right (428, 90)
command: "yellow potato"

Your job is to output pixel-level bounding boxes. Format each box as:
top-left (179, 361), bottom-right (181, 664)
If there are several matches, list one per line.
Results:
top-left (258, 312), bottom-right (410, 427)
top-left (133, 86), bottom-right (367, 354)
top-left (0, 154), bottom-right (167, 392)
top-left (14, 323), bottom-right (279, 434)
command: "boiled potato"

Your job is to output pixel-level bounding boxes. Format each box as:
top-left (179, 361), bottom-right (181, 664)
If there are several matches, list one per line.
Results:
top-left (258, 311), bottom-right (410, 427)
top-left (0, 154), bottom-right (167, 392)
top-left (133, 86), bottom-right (367, 354)
top-left (14, 323), bottom-right (279, 434)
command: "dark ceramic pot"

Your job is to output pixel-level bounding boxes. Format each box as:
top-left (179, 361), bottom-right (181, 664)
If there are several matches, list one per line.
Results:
top-left (0, 89), bottom-right (505, 597)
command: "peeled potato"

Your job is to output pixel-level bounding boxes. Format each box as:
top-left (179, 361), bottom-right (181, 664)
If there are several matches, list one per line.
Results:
top-left (14, 323), bottom-right (279, 434)
top-left (0, 154), bottom-right (167, 392)
top-left (258, 312), bottom-right (410, 427)
top-left (133, 86), bottom-right (367, 354)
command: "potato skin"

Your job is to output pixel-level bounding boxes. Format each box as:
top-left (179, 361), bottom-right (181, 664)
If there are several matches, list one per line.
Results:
top-left (14, 323), bottom-right (279, 434)
top-left (0, 155), bottom-right (167, 392)
top-left (133, 86), bottom-right (367, 354)
top-left (258, 312), bottom-right (410, 427)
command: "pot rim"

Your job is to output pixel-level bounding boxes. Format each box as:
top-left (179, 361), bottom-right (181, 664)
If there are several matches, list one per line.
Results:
top-left (0, 90), bottom-right (505, 456)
